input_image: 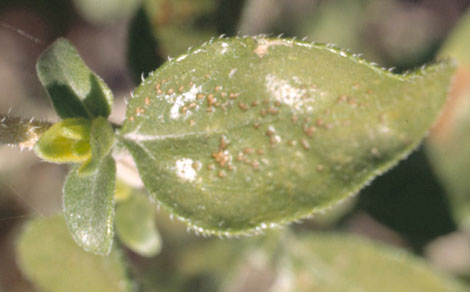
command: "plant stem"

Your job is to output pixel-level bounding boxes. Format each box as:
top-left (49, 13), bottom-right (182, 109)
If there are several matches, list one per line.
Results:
top-left (0, 115), bottom-right (52, 150)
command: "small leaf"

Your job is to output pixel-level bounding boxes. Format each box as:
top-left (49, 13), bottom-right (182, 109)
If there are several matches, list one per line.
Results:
top-left (260, 233), bottom-right (467, 292)
top-left (37, 38), bottom-right (113, 119)
top-left (115, 193), bottom-right (162, 257)
top-left (120, 37), bottom-right (455, 235)
top-left (79, 117), bottom-right (115, 175)
top-left (34, 118), bottom-right (91, 163)
top-left (16, 216), bottom-right (132, 292)
top-left (127, 6), bottom-right (164, 85)
top-left (64, 154), bottom-right (116, 255)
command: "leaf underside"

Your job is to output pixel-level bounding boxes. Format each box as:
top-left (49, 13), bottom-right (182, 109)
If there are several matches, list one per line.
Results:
top-left (120, 36), bottom-right (455, 235)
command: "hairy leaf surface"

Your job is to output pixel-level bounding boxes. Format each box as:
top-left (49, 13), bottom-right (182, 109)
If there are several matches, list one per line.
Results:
top-left (37, 38), bottom-right (113, 119)
top-left (121, 36), bottom-right (455, 235)
top-left (64, 155), bottom-right (116, 255)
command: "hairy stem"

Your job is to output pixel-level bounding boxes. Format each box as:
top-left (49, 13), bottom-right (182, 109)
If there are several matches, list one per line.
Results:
top-left (0, 115), bottom-right (52, 149)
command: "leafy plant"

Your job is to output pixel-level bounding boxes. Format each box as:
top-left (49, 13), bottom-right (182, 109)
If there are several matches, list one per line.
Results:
top-left (13, 35), bottom-right (451, 254)
top-left (1, 1), bottom-right (469, 291)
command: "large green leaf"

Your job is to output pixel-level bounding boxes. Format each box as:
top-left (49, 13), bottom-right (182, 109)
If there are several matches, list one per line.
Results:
top-left (120, 36), bottom-right (455, 235)
top-left (63, 155), bottom-right (116, 255)
top-left (16, 216), bottom-right (131, 292)
top-left (36, 38), bottom-right (113, 119)
top-left (249, 233), bottom-right (467, 292)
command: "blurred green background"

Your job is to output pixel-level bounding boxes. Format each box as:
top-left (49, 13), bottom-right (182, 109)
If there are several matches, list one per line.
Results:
top-left (0, 0), bottom-right (469, 291)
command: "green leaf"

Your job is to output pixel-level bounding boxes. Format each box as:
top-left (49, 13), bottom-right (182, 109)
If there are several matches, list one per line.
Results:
top-left (115, 193), bottom-right (162, 257)
top-left (120, 36), bottom-right (455, 235)
top-left (272, 233), bottom-right (467, 292)
top-left (79, 117), bottom-right (115, 175)
top-left (64, 155), bottom-right (116, 255)
top-left (34, 118), bottom-right (91, 163)
top-left (16, 216), bottom-right (131, 292)
top-left (427, 10), bottom-right (470, 228)
top-left (127, 6), bottom-right (164, 85)
top-left (36, 38), bottom-right (113, 119)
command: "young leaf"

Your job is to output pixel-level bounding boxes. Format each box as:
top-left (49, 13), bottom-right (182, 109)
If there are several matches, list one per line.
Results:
top-left (276, 234), bottom-right (467, 292)
top-left (120, 37), bottom-right (455, 235)
top-left (36, 38), bottom-right (113, 119)
top-left (16, 216), bottom-right (132, 292)
top-left (115, 193), bottom-right (162, 257)
top-left (63, 155), bottom-right (116, 255)
top-left (34, 118), bottom-right (91, 163)
top-left (79, 117), bottom-right (115, 175)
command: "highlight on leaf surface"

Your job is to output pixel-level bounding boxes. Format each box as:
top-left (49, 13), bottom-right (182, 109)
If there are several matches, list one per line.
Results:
top-left (64, 154), bottom-right (116, 255)
top-left (120, 36), bottom-right (456, 236)
top-left (36, 38), bottom-right (113, 119)
top-left (34, 118), bottom-right (91, 163)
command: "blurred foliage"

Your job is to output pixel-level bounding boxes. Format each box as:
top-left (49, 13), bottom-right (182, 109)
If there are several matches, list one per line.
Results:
top-left (115, 192), bottom-right (162, 257)
top-left (0, 0), bottom-right (74, 37)
top-left (127, 6), bottom-right (164, 85)
top-left (16, 216), bottom-right (132, 292)
top-left (427, 10), bottom-right (470, 228)
top-left (72, 0), bottom-right (140, 24)
top-left (356, 147), bottom-right (457, 251)
top-left (280, 233), bottom-right (467, 292)
top-left (142, 0), bottom-right (245, 57)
